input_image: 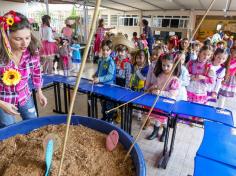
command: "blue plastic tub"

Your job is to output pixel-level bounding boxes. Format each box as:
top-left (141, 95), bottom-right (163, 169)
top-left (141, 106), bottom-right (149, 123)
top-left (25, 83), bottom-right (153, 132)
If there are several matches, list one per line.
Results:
top-left (0, 115), bottom-right (146, 176)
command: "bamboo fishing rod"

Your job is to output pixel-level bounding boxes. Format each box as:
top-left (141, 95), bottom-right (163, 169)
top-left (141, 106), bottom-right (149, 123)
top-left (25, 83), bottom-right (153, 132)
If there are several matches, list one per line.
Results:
top-left (123, 0), bottom-right (217, 162)
top-left (57, 0), bottom-right (102, 175)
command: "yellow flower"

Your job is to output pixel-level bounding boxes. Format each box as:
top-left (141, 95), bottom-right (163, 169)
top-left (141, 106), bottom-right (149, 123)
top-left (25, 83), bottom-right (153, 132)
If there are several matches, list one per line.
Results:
top-left (6, 17), bottom-right (14, 26)
top-left (2, 69), bottom-right (21, 86)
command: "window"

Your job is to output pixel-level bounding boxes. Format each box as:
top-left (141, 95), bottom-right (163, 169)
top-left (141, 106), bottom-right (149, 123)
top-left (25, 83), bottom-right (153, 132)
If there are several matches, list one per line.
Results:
top-left (170, 19), bottom-right (179, 28)
top-left (101, 15), bottom-right (108, 26)
top-left (179, 19), bottom-right (184, 28)
top-left (110, 15), bottom-right (118, 26)
top-left (184, 20), bottom-right (189, 28)
top-left (151, 16), bottom-right (189, 29)
top-left (162, 19), bottom-right (170, 27)
top-left (119, 16), bottom-right (139, 26)
top-left (152, 17), bottom-right (162, 27)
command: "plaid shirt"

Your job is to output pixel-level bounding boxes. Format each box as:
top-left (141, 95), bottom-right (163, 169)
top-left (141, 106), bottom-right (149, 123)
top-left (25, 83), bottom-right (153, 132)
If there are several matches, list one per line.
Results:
top-left (0, 50), bottom-right (42, 106)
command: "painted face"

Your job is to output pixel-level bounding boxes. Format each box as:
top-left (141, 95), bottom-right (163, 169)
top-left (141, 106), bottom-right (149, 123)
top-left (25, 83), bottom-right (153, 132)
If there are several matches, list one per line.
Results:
top-left (198, 50), bottom-right (212, 63)
top-left (162, 59), bottom-right (174, 74)
top-left (214, 53), bottom-right (227, 66)
top-left (102, 46), bottom-right (111, 58)
top-left (9, 28), bottom-right (31, 53)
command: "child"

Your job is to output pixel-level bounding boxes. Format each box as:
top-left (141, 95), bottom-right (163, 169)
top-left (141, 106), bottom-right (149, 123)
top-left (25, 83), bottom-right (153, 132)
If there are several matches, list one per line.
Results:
top-left (130, 50), bottom-right (149, 120)
top-left (145, 46), bottom-right (163, 90)
top-left (130, 50), bottom-right (149, 91)
top-left (187, 45), bottom-right (213, 104)
top-left (40, 15), bottom-right (58, 74)
top-left (93, 40), bottom-right (116, 122)
top-left (189, 42), bottom-right (200, 62)
top-left (176, 51), bottom-right (190, 101)
top-left (70, 36), bottom-right (81, 73)
top-left (207, 48), bottom-right (227, 105)
top-left (93, 19), bottom-right (115, 59)
top-left (61, 22), bottom-right (73, 41)
top-left (143, 46), bottom-right (163, 129)
top-left (132, 32), bottom-right (139, 47)
top-left (58, 38), bottom-right (71, 76)
top-left (218, 46), bottom-right (236, 108)
top-left (0, 11), bottom-right (47, 128)
top-left (147, 53), bottom-right (181, 141)
top-left (114, 44), bottom-right (132, 87)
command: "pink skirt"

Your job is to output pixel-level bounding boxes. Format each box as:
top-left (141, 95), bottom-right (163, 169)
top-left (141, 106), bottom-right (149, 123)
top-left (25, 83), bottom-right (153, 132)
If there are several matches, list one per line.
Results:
top-left (187, 91), bottom-right (207, 104)
top-left (61, 56), bottom-right (70, 70)
top-left (145, 106), bottom-right (167, 124)
top-left (94, 37), bottom-right (102, 55)
top-left (40, 40), bottom-right (58, 57)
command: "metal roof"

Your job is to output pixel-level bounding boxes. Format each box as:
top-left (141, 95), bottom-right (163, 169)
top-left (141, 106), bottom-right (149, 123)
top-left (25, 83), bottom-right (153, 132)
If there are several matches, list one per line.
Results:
top-left (3, 0), bottom-right (235, 12)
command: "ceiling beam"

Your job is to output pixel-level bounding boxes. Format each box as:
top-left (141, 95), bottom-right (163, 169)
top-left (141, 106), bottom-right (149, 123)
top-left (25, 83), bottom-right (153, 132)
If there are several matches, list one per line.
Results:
top-left (142, 0), bottom-right (165, 10)
top-left (109, 0), bottom-right (142, 11)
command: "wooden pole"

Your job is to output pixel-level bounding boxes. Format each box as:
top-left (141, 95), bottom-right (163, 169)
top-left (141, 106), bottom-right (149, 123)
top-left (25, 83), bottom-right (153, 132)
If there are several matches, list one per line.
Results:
top-left (123, 0), bottom-right (217, 162)
top-left (57, 0), bottom-right (102, 175)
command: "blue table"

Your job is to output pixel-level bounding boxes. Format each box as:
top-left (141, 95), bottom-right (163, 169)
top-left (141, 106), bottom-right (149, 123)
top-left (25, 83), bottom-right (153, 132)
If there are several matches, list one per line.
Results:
top-left (197, 121), bottom-right (236, 168)
top-left (121, 91), bottom-right (176, 114)
top-left (194, 155), bottom-right (236, 176)
top-left (172, 100), bottom-right (234, 127)
top-left (158, 100), bottom-right (234, 169)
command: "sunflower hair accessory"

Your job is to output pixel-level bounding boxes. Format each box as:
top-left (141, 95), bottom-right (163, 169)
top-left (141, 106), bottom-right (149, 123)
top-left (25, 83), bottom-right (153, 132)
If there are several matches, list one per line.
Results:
top-left (0, 11), bottom-right (21, 59)
top-left (0, 11), bottom-right (21, 30)
top-left (2, 68), bottom-right (22, 86)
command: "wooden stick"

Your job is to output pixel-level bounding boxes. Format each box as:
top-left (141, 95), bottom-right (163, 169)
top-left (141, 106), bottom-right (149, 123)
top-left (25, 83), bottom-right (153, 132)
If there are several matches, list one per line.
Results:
top-left (123, 0), bottom-right (217, 162)
top-left (190, 0), bottom-right (217, 41)
top-left (57, 0), bottom-right (102, 175)
top-left (105, 92), bottom-right (149, 114)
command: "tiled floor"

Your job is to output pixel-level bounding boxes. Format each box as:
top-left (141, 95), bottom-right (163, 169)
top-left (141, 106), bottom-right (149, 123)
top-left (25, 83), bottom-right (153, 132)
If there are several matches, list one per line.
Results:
top-left (35, 63), bottom-right (236, 176)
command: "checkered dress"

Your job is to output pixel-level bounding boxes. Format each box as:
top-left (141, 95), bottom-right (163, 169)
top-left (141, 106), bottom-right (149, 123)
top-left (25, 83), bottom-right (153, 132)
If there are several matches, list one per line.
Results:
top-left (0, 50), bottom-right (42, 106)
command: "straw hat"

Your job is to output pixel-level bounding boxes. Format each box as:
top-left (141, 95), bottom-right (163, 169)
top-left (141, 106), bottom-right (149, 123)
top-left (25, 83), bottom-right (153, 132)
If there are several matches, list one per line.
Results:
top-left (112, 33), bottom-right (137, 53)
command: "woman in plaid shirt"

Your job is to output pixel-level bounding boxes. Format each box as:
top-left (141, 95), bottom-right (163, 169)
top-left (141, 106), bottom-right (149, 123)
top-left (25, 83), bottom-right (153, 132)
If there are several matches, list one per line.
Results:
top-left (0, 11), bottom-right (47, 128)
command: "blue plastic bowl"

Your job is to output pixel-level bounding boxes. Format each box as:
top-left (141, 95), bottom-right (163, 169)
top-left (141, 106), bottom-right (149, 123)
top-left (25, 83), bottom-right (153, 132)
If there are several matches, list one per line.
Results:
top-left (0, 115), bottom-right (146, 176)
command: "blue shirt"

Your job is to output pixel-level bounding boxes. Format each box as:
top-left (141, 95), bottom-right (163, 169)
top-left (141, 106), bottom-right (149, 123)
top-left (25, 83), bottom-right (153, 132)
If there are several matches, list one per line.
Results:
top-left (95, 56), bottom-right (116, 84)
top-left (71, 44), bottom-right (81, 63)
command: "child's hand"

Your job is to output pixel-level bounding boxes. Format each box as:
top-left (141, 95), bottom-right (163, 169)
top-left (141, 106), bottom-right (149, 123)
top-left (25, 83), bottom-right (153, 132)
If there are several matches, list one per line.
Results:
top-left (37, 90), bottom-right (47, 107)
top-left (211, 92), bottom-right (217, 98)
top-left (191, 75), bottom-right (199, 81)
top-left (93, 77), bottom-right (99, 83)
top-left (153, 89), bottom-right (161, 95)
top-left (0, 102), bottom-right (20, 116)
top-left (198, 75), bottom-right (206, 80)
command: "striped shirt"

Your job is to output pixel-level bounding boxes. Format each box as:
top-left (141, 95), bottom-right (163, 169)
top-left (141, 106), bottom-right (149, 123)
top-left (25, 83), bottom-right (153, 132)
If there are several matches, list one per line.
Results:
top-left (0, 50), bottom-right (42, 106)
